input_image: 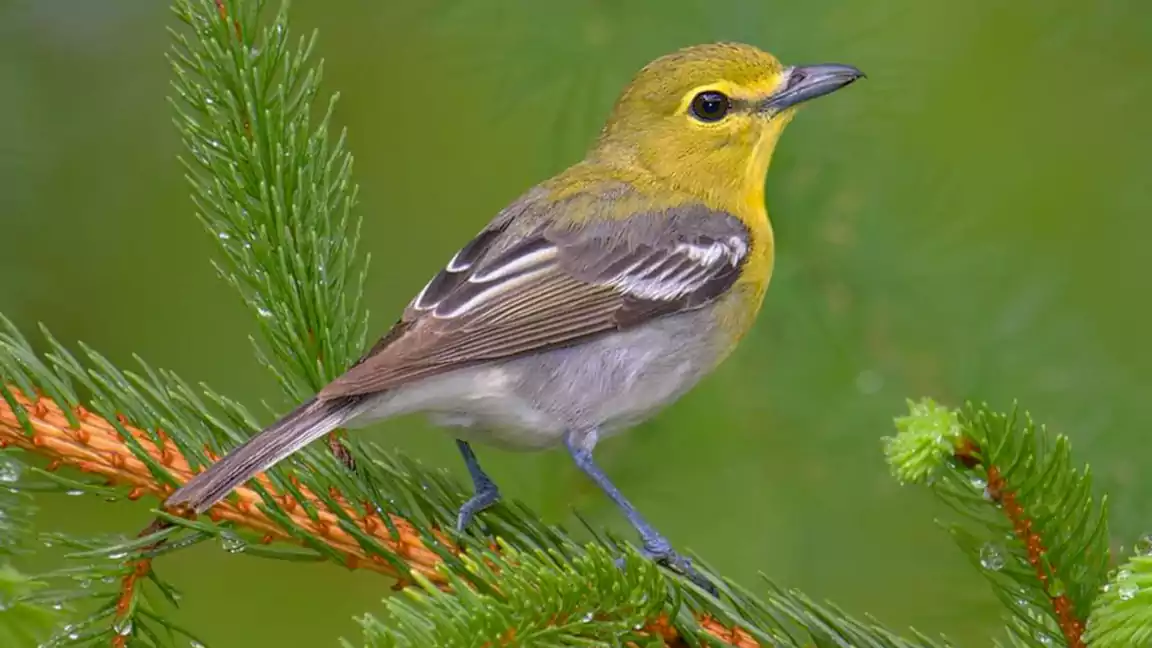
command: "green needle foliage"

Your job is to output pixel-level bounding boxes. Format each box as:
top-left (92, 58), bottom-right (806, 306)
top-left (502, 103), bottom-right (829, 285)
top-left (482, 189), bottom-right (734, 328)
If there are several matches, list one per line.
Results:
top-left (884, 400), bottom-right (1151, 647)
top-left (353, 543), bottom-right (670, 648)
top-left (0, 563), bottom-right (59, 648)
top-left (0, 455), bottom-right (60, 646)
top-left (0, 0), bottom-right (1148, 647)
top-left (1085, 541), bottom-right (1152, 648)
top-left (169, 0), bottom-right (370, 400)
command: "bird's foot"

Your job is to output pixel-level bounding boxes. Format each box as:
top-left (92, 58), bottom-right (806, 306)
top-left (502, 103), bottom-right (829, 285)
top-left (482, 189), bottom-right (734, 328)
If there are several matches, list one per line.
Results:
top-left (455, 481), bottom-right (501, 533)
top-left (613, 534), bottom-right (717, 596)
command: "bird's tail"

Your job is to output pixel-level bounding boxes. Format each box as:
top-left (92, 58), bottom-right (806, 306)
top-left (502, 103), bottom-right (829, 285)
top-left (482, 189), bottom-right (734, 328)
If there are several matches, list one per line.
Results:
top-left (165, 396), bottom-right (365, 514)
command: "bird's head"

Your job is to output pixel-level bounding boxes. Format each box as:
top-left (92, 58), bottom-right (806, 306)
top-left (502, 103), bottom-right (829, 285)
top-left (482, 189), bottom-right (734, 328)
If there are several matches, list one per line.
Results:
top-left (595, 42), bottom-right (862, 205)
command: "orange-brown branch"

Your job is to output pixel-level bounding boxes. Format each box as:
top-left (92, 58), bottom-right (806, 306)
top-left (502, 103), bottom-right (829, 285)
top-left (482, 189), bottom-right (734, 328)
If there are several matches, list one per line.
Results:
top-left (954, 437), bottom-right (1086, 648)
top-left (0, 388), bottom-right (758, 647)
top-left (0, 388), bottom-right (447, 579)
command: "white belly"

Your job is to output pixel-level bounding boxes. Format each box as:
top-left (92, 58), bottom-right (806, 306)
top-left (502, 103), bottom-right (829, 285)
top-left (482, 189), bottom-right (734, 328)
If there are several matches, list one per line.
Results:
top-left (344, 308), bottom-right (724, 451)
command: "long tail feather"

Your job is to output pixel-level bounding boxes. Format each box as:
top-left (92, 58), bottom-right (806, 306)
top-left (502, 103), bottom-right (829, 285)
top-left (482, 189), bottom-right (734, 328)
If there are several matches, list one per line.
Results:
top-left (165, 396), bottom-right (363, 513)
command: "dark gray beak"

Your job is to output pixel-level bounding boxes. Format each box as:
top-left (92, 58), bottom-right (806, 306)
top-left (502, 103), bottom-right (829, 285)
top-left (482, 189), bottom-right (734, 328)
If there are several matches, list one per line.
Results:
top-left (760, 63), bottom-right (865, 112)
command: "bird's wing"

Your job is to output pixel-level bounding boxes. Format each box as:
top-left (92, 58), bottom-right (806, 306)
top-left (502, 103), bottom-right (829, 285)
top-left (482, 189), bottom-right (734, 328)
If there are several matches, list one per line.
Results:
top-left (318, 200), bottom-right (750, 399)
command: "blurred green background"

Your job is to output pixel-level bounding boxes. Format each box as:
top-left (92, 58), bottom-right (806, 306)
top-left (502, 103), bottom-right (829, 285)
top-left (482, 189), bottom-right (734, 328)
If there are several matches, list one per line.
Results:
top-left (2, 1), bottom-right (1151, 646)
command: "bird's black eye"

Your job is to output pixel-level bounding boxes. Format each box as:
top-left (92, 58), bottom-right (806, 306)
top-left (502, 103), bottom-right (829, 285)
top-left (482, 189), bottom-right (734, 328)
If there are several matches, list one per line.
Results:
top-left (690, 91), bottom-right (731, 122)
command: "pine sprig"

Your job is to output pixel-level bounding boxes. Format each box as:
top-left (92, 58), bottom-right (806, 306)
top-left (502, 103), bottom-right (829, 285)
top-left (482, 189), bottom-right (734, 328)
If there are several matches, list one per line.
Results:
top-left (25, 529), bottom-right (207, 648)
top-left (1, 334), bottom-right (953, 646)
top-left (352, 543), bottom-right (669, 648)
top-left (350, 537), bottom-right (957, 648)
top-left (0, 562), bottom-right (60, 647)
top-left (168, 0), bottom-right (369, 400)
top-left (1084, 538), bottom-right (1152, 648)
top-left (884, 400), bottom-right (1113, 648)
top-left (0, 455), bottom-right (61, 647)
top-left (1, 449), bottom-right (36, 558)
top-left (696, 574), bottom-right (954, 648)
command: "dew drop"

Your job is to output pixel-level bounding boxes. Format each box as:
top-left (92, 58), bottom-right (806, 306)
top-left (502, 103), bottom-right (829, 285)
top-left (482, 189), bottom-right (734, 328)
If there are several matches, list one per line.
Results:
top-left (1118, 582), bottom-right (1139, 601)
top-left (979, 543), bottom-right (1006, 571)
top-left (108, 552), bottom-right (127, 560)
top-left (256, 307), bottom-right (273, 319)
top-left (0, 458), bottom-right (21, 483)
top-left (65, 489), bottom-right (84, 496)
top-left (968, 475), bottom-right (986, 490)
top-left (219, 532), bottom-right (247, 554)
top-left (113, 618), bottom-right (133, 636)
top-left (1135, 533), bottom-right (1152, 557)
top-left (218, 231), bottom-right (231, 240)
top-left (580, 612), bottom-right (594, 623)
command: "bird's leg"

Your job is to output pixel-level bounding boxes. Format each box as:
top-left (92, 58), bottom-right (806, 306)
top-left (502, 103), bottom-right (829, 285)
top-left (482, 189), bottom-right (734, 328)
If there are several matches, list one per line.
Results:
top-left (454, 439), bottom-right (502, 532)
top-left (564, 430), bottom-right (712, 591)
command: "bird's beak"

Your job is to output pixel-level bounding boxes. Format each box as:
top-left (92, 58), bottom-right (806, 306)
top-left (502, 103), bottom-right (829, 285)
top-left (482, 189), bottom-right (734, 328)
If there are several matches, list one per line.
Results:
top-left (759, 64), bottom-right (865, 113)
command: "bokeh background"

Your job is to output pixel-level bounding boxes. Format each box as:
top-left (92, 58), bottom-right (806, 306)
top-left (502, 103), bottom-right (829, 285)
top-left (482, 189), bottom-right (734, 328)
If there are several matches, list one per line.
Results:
top-left (2, 1), bottom-right (1151, 646)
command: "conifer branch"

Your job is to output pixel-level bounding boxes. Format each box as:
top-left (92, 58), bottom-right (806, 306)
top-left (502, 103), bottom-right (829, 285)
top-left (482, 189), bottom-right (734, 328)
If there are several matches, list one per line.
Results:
top-left (1084, 536), bottom-right (1152, 647)
top-left (170, 0), bottom-right (370, 400)
top-left (0, 459), bottom-right (60, 646)
top-left (0, 388), bottom-right (449, 583)
top-left (885, 400), bottom-right (1122, 648)
top-left (0, 563), bottom-right (60, 646)
top-left (0, 377), bottom-right (947, 647)
top-left (0, 387), bottom-right (733, 645)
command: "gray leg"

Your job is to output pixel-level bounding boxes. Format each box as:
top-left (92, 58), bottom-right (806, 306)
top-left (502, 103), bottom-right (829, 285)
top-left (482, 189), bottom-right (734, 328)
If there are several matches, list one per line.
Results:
top-left (564, 430), bottom-right (711, 590)
top-left (454, 439), bottom-right (501, 532)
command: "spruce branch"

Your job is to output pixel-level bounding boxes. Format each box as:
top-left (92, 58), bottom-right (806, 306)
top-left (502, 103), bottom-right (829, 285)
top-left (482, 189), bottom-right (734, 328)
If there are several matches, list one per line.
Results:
top-left (0, 385), bottom-right (445, 583)
top-left (1, 378), bottom-right (955, 647)
top-left (169, 0), bottom-right (369, 400)
top-left (1084, 537), bottom-right (1152, 647)
top-left (0, 451), bottom-right (61, 647)
top-left (884, 400), bottom-right (1117, 648)
top-left (0, 562), bottom-right (60, 647)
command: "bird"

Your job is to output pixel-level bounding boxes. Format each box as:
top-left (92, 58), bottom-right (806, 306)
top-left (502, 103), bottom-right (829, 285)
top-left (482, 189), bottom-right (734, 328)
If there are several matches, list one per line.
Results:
top-left (164, 42), bottom-right (863, 583)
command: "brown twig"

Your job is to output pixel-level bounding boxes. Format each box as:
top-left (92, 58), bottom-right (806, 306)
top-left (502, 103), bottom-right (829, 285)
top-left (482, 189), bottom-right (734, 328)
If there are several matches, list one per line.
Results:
top-left (0, 388), bottom-right (756, 646)
top-left (954, 437), bottom-right (1086, 648)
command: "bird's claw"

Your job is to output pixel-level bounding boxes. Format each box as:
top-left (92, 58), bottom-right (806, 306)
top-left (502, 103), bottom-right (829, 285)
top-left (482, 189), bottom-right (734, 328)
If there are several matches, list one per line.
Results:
top-left (614, 543), bottom-right (718, 596)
